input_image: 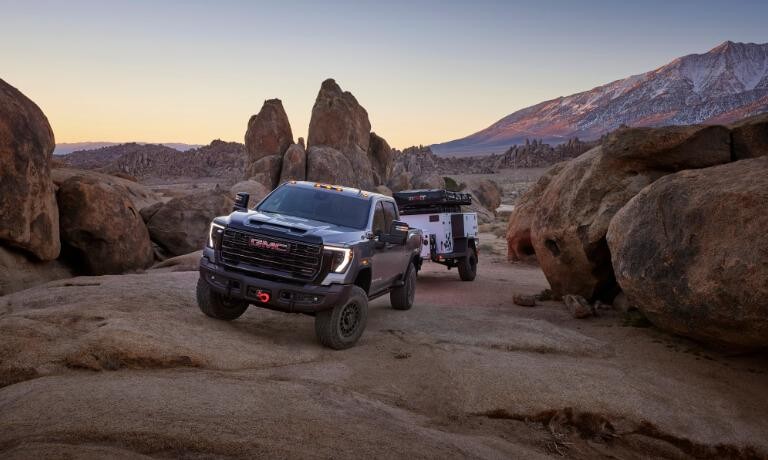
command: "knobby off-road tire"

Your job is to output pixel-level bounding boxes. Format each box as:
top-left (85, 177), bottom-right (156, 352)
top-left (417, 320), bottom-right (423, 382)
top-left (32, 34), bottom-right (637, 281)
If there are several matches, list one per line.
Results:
top-left (390, 262), bottom-right (416, 310)
top-left (196, 278), bottom-right (249, 320)
top-left (315, 286), bottom-right (369, 350)
top-left (458, 247), bottom-right (477, 281)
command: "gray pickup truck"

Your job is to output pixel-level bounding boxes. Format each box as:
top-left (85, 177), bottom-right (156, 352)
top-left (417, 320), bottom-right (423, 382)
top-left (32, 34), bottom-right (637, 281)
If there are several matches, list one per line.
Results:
top-left (198, 181), bottom-right (423, 349)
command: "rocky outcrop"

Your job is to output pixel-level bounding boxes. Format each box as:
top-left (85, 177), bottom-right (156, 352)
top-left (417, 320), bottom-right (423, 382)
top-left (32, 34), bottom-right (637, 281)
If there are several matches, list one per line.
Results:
top-left (307, 79), bottom-right (376, 188)
top-left (244, 99), bottom-right (293, 178)
top-left (306, 146), bottom-right (357, 187)
top-left (249, 154), bottom-right (282, 189)
top-left (146, 189), bottom-right (233, 256)
top-left (280, 143), bottom-right (307, 182)
top-left (52, 168), bottom-right (162, 212)
top-left (411, 174), bottom-right (444, 190)
top-left (507, 163), bottom-right (567, 262)
top-left (0, 246), bottom-right (73, 296)
top-left (57, 173), bottom-right (154, 275)
top-left (230, 180), bottom-right (269, 208)
top-left (730, 112), bottom-right (768, 160)
top-left (519, 125), bottom-right (731, 300)
top-left (607, 156), bottom-right (768, 349)
top-left (368, 132), bottom-right (394, 185)
top-left (0, 78), bottom-right (60, 261)
top-left (465, 179), bottom-right (502, 212)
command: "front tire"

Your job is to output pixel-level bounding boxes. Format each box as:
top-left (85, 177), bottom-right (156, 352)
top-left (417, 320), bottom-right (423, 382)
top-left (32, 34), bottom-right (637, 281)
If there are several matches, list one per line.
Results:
top-left (196, 278), bottom-right (249, 320)
top-left (390, 262), bottom-right (416, 310)
top-left (315, 286), bottom-right (368, 350)
top-left (458, 247), bottom-right (477, 281)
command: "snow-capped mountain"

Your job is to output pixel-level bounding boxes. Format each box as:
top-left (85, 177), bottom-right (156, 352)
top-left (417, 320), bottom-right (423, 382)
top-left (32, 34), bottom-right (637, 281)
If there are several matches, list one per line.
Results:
top-left (433, 41), bottom-right (768, 156)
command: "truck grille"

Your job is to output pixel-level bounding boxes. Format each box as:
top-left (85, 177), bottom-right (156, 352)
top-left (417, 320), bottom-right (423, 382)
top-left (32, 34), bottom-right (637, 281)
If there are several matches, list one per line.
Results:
top-left (220, 229), bottom-right (322, 280)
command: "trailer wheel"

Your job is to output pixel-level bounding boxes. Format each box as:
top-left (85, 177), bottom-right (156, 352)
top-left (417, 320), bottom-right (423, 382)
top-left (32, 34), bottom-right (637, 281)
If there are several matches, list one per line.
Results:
top-left (458, 247), bottom-right (477, 281)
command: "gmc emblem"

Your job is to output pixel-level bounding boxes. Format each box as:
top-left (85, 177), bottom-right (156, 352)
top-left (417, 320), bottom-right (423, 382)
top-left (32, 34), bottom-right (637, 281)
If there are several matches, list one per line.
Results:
top-left (249, 238), bottom-right (290, 252)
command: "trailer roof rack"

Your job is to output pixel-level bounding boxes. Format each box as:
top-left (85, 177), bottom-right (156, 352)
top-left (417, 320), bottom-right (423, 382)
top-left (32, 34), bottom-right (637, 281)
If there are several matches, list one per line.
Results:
top-left (393, 189), bottom-right (472, 215)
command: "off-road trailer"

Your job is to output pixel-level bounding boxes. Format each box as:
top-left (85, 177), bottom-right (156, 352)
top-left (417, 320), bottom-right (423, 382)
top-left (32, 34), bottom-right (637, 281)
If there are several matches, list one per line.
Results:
top-left (393, 189), bottom-right (478, 281)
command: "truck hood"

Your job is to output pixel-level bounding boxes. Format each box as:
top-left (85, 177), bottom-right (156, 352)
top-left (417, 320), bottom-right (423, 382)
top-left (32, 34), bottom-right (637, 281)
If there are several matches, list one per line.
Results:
top-left (222, 210), bottom-right (366, 246)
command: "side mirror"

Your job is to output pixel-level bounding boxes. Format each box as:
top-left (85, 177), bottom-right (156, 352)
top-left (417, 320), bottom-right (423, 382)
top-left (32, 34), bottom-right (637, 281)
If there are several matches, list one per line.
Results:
top-left (386, 220), bottom-right (409, 245)
top-left (233, 192), bottom-right (250, 212)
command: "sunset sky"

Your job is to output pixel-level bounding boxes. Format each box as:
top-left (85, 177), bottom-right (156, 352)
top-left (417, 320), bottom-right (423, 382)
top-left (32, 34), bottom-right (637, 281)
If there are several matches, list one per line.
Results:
top-left (2, 0), bottom-right (767, 149)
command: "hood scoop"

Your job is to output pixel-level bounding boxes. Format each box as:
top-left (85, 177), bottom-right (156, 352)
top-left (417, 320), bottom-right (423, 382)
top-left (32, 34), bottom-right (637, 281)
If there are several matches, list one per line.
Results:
top-left (248, 219), bottom-right (307, 234)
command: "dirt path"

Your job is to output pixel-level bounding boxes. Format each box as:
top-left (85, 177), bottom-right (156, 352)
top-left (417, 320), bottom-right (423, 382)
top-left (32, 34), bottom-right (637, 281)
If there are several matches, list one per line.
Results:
top-left (1, 257), bottom-right (766, 459)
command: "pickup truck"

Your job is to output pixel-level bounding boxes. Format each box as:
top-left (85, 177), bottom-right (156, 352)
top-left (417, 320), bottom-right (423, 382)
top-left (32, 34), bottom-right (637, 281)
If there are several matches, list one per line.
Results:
top-left (197, 181), bottom-right (423, 349)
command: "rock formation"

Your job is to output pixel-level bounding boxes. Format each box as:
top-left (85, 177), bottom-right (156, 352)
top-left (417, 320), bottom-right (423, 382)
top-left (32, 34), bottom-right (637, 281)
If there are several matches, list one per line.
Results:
top-left (52, 168), bottom-right (162, 212)
top-left (229, 180), bottom-right (269, 208)
top-left (306, 79), bottom-right (377, 188)
top-left (0, 246), bottom-right (73, 296)
top-left (279, 143), bottom-right (307, 182)
top-left (244, 99), bottom-right (293, 179)
top-left (506, 163), bottom-right (567, 262)
top-left (730, 112), bottom-right (768, 160)
top-left (146, 189), bottom-right (233, 256)
top-left (0, 78), bottom-right (60, 261)
top-left (56, 172), bottom-right (154, 275)
top-left (248, 154), bottom-right (283, 189)
top-left (607, 156), bottom-right (768, 349)
top-left (368, 132), bottom-right (394, 185)
top-left (526, 125), bottom-right (731, 300)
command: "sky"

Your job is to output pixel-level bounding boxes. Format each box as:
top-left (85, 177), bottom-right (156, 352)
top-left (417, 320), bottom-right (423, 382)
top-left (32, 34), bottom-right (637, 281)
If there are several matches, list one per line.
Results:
top-left (2, 0), bottom-right (767, 149)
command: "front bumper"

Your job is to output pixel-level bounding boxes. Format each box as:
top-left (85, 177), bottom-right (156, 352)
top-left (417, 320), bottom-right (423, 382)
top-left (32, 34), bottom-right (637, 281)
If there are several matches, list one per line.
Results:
top-left (199, 256), bottom-right (353, 314)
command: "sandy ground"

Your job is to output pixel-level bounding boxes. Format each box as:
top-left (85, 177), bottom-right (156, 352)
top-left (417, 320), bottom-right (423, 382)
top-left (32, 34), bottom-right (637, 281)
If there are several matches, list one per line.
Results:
top-left (1, 236), bottom-right (767, 459)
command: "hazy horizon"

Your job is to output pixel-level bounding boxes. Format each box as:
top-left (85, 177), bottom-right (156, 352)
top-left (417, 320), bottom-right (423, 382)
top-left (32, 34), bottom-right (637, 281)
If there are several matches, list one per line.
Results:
top-left (3, 0), bottom-right (767, 149)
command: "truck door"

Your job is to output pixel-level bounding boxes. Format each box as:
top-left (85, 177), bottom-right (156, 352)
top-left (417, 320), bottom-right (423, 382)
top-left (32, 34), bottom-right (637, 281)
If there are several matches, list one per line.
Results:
top-left (370, 201), bottom-right (401, 293)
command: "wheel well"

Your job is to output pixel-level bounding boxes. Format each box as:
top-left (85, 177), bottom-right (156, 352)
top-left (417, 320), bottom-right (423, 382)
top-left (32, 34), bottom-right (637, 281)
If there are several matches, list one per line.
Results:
top-left (354, 268), bottom-right (371, 294)
top-left (411, 254), bottom-right (422, 271)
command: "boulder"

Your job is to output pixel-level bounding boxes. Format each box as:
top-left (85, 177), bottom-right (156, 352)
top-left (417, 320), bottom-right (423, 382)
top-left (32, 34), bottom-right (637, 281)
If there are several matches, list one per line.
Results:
top-left (607, 156), bottom-right (768, 349)
top-left (306, 146), bottom-right (356, 187)
top-left (512, 294), bottom-right (536, 307)
top-left (0, 246), bottom-right (73, 296)
top-left (249, 154), bottom-right (282, 189)
top-left (411, 174), bottom-right (444, 190)
top-left (730, 112), bottom-right (768, 160)
top-left (0, 78), bottom-right (60, 260)
top-left (57, 173), bottom-right (154, 275)
top-left (307, 79), bottom-right (376, 188)
top-left (529, 125), bottom-right (731, 301)
top-left (230, 180), bottom-right (269, 208)
top-left (52, 168), bottom-right (162, 212)
top-left (146, 189), bottom-right (233, 256)
top-left (507, 163), bottom-right (566, 262)
top-left (564, 295), bottom-right (594, 319)
top-left (280, 143), bottom-right (307, 182)
top-left (388, 172), bottom-right (412, 193)
top-left (374, 185), bottom-right (393, 196)
top-left (244, 99), bottom-right (293, 177)
top-left (368, 132), bottom-right (394, 184)
top-left (466, 178), bottom-right (502, 212)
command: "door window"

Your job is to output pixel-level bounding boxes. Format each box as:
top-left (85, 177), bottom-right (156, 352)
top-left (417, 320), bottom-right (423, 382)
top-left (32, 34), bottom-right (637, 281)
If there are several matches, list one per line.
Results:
top-left (372, 202), bottom-right (386, 235)
top-left (382, 201), bottom-right (398, 230)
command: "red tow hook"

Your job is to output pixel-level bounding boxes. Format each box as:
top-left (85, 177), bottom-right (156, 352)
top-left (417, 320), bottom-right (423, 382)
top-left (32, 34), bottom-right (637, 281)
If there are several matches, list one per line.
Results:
top-left (256, 291), bottom-right (271, 303)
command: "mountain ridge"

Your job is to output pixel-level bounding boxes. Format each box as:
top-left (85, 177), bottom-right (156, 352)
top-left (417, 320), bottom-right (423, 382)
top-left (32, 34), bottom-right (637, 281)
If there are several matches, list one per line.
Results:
top-left (432, 41), bottom-right (768, 157)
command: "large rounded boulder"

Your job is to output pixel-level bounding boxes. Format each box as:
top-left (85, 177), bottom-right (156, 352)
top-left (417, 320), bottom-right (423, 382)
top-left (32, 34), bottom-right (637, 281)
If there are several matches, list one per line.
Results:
top-left (506, 162), bottom-right (566, 262)
top-left (52, 168), bottom-right (162, 212)
top-left (244, 99), bottom-right (293, 178)
top-left (279, 143), bottom-right (307, 182)
top-left (146, 189), bottom-right (233, 256)
top-left (57, 173), bottom-right (154, 275)
top-left (730, 112), bottom-right (768, 160)
top-left (306, 146), bottom-right (357, 186)
top-left (528, 125), bottom-right (731, 300)
top-left (607, 156), bottom-right (768, 349)
top-left (0, 246), bottom-right (73, 296)
top-left (0, 79), bottom-right (60, 261)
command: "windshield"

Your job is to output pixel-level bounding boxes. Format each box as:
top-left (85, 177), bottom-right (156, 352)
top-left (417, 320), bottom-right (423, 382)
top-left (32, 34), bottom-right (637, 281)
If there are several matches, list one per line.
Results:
top-left (257, 185), bottom-right (372, 229)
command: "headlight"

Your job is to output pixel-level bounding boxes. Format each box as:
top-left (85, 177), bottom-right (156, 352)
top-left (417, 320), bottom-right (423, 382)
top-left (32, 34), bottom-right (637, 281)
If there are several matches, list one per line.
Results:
top-left (325, 245), bottom-right (352, 273)
top-left (208, 222), bottom-right (225, 248)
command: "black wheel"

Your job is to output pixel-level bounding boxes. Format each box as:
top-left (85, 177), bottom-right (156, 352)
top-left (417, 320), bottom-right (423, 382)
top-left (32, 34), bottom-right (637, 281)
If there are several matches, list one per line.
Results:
top-left (458, 247), bottom-right (477, 281)
top-left (196, 278), bottom-right (249, 320)
top-left (315, 286), bottom-right (368, 350)
top-left (390, 262), bottom-right (416, 310)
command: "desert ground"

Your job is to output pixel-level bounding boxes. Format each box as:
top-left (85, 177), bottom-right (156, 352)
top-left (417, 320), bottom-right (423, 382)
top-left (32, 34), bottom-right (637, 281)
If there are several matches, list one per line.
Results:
top-left (2, 222), bottom-right (767, 459)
